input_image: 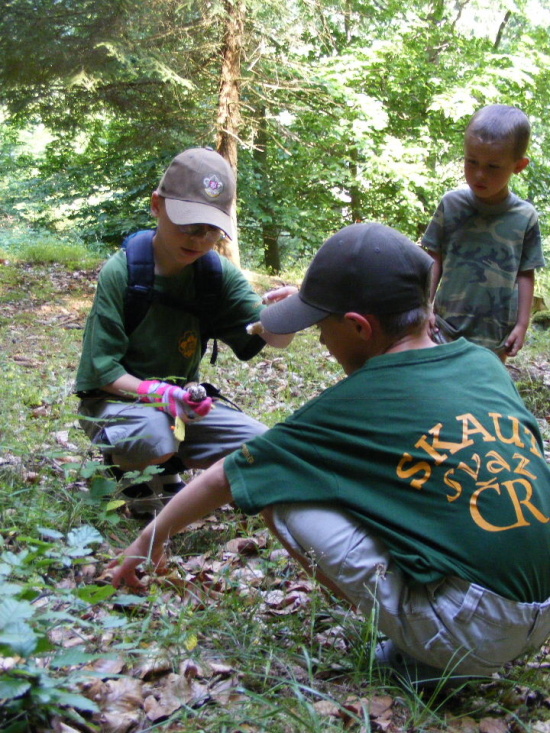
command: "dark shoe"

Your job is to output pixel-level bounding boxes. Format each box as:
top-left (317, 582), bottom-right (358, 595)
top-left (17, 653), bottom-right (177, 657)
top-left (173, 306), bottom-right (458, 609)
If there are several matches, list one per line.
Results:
top-left (103, 456), bottom-right (124, 482)
top-left (375, 640), bottom-right (474, 691)
top-left (159, 455), bottom-right (186, 474)
top-left (121, 482), bottom-right (163, 519)
top-left (103, 454), bottom-right (185, 516)
top-left (102, 456), bottom-right (159, 519)
top-left (159, 479), bottom-right (186, 505)
top-left (156, 455), bottom-right (187, 504)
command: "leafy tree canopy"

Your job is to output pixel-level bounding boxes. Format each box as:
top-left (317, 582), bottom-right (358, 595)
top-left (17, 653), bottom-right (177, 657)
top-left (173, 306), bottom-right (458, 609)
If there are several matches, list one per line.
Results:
top-left (1, 0), bottom-right (549, 269)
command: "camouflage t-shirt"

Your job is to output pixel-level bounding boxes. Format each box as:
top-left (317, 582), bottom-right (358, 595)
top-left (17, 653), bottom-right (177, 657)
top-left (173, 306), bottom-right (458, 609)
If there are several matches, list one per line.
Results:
top-left (422, 187), bottom-right (545, 352)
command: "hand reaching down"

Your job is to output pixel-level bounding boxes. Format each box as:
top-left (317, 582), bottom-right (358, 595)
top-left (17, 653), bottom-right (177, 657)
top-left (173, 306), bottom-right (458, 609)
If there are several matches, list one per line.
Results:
top-left (107, 535), bottom-right (168, 589)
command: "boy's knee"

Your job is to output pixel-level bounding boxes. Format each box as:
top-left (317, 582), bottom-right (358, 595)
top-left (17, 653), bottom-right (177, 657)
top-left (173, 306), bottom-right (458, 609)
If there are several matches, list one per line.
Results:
top-left (91, 409), bottom-right (178, 469)
top-left (109, 451), bottom-right (176, 472)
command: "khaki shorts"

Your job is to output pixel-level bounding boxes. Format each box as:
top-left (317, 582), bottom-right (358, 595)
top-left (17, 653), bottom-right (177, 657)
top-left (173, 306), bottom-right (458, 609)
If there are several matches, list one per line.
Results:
top-left (271, 503), bottom-right (550, 675)
top-left (79, 397), bottom-right (267, 469)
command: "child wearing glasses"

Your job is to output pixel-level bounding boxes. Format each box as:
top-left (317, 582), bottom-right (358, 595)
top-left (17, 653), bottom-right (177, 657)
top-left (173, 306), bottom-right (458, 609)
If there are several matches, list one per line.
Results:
top-left (75, 148), bottom-right (295, 517)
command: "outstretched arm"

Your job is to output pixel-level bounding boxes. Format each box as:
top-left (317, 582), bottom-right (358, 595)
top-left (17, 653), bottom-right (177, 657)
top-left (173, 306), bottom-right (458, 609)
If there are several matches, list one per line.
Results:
top-left (108, 458), bottom-right (232, 588)
top-left (505, 270), bottom-right (535, 358)
top-left (248, 285), bottom-right (299, 348)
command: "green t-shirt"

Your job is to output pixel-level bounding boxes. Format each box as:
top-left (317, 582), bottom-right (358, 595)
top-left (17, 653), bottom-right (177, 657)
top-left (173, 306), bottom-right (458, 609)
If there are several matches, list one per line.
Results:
top-left (75, 248), bottom-right (265, 391)
top-left (225, 339), bottom-right (550, 603)
top-left (422, 187), bottom-right (545, 352)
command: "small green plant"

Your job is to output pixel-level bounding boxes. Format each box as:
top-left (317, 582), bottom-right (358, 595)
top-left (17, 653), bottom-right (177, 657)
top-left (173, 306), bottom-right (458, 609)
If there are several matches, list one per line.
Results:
top-left (75, 457), bottom-right (170, 525)
top-left (0, 526), bottom-right (117, 731)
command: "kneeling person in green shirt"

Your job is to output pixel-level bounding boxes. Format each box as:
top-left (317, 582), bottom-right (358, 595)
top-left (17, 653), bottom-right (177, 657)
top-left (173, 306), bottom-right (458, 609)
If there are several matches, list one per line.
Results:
top-left (109, 222), bottom-right (550, 688)
top-left (75, 147), bottom-right (295, 518)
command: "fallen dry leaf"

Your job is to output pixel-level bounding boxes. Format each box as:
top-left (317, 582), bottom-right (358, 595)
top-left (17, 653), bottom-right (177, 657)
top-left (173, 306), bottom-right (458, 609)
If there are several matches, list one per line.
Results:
top-left (223, 536), bottom-right (262, 555)
top-left (532, 723), bottom-right (550, 733)
top-left (24, 470), bottom-right (40, 483)
top-left (99, 711), bottom-right (141, 733)
top-left (50, 719), bottom-right (82, 733)
top-left (12, 355), bottom-right (38, 366)
top-left (54, 430), bottom-right (79, 450)
top-left (180, 658), bottom-right (203, 678)
top-left (479, 718), bottom-right (508, 733)
top-left (95, 678), bottom-right (144, 733)
top-left (0, 657), bottom-right (21, 673)
top-left (208, 662), bottom-right (233, 676)
top-left (445, 715), bottom-right (479, 733)
top-left (143, 672), bottom-right (209, 721)
top-left (261, 588), bottom-right (311, 615)
top-left (133, 654), bottom-right (173, 680)
top-left (209, 675), bottom-right (245, 705)
top-left (90, 656), bottom-right (126, 676)
top-left (313, 699), bottom-right (341, 717)
top-left (366, 694), bottom-right (394, 718)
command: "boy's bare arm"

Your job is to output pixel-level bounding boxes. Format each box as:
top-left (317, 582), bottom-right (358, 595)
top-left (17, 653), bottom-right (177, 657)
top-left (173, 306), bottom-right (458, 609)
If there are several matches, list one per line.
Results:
top-left (108, 458), bottom-right (232, 588)
top-left (505, 270), bottom-right (535, 357)
top-left (248, 285), bottom-right (298, 347)
top-left (428, 251), bottom-right (442, 302)
top-left (102, 373), bottom-right (143, 397)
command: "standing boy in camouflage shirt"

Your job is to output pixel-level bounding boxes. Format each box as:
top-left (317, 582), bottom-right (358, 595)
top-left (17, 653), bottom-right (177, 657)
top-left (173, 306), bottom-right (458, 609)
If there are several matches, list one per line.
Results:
top-left (423, 104), bottom-right (544, 361)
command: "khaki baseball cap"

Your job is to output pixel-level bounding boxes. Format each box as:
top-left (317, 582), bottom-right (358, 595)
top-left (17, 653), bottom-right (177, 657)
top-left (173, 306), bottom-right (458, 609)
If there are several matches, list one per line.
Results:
top-left (158, 147), bottom-right (236, 239)
top-left (260, 223), bottom-right (433, 334)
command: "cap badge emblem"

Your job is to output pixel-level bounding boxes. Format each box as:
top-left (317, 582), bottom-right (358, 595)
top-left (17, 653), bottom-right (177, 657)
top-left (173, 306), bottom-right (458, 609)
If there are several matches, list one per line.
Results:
top-left (203, 174), bottom-right (224, 198)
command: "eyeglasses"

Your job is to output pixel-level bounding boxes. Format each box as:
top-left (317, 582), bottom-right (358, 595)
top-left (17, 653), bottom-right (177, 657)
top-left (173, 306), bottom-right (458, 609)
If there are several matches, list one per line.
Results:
top-left (177, 223), bottom-right (226, 243)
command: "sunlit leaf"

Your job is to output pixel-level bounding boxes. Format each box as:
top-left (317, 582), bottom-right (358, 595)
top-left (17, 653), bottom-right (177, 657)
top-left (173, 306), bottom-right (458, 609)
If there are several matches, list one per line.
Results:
top-left (66, 525), bottom-right (103, 549)
top-left (0, 677), bottom-right (32, 700)
top-left (0, 598), bottom-right (35, 627)
top-left (74, 583), bottom-right (117, 604)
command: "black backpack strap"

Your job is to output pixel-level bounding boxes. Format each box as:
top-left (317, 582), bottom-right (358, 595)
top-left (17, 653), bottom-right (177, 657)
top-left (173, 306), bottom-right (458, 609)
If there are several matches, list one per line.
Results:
top-left (195, 250), bottom-right (223, 364)
top-left (123, 230), bottom-right (156, 336)
top-left (200, 382), bottom-right (242, 412)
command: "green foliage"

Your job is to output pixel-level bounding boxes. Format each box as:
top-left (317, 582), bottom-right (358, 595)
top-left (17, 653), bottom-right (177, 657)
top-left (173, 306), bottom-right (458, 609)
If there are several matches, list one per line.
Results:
top-left (0, 527), bottom-right (108, 729)
top-left (0, 226), bottom-right (104, 268)
top-left (2, 0), bottom-right (550, 270)
top-left (515, 327), bottom-right (550, 416)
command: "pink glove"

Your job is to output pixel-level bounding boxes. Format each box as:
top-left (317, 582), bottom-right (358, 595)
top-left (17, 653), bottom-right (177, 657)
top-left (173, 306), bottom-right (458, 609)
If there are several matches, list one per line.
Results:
top-left (182, 384), bottom-right (213, 419)
top-left (137, 381), bottom-right (213, 422)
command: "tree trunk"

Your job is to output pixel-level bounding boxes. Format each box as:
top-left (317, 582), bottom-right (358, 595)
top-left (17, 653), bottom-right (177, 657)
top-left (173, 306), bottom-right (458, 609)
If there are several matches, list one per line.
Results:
top-left (215, 0), bottom-right (245, 266)
top-left (494, 11), bottom-right (511, 51)
top-left (349, 146), bottom-right (362, 223)
top-left (254, 106), bottom-right (281, 273)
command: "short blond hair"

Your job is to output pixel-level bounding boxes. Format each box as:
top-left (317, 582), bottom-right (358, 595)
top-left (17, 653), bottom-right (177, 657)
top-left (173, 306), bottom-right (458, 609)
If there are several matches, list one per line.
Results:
top-left (466, 104), bottom-right (531, 159)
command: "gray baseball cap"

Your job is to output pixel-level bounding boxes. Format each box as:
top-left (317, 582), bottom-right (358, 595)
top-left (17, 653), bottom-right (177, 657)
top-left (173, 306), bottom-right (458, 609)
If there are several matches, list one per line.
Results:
top-left (158, 147), bottom-right (236, 239)
top-left (261, 223), bottom-right (433, 334)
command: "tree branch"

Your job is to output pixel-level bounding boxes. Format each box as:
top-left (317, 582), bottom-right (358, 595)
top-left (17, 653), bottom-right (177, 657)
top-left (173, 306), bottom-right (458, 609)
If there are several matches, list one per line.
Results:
top-left (494, 11), bottom-right (512, 51)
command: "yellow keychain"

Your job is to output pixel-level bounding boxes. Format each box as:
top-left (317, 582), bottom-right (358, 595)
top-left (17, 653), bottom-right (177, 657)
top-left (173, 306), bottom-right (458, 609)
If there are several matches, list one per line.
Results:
top-left (174, 416), bottom-right (186, 441)
top-left (172, 385), bottom-right (213, 442)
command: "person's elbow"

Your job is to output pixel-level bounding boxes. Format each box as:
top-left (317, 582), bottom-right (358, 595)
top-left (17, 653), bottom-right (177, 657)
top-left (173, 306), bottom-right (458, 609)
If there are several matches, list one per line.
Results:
top-left (262, 331), bottom-right (295, 348)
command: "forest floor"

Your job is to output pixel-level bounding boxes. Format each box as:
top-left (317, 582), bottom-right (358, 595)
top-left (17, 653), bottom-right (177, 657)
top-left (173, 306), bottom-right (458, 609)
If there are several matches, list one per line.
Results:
top-left (1, 257), bottom-right (550, 732)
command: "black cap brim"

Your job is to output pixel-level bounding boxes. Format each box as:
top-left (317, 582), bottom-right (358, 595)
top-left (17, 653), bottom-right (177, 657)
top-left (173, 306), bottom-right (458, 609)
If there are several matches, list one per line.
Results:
top-left (260, 293), bottom-right (330, 334)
